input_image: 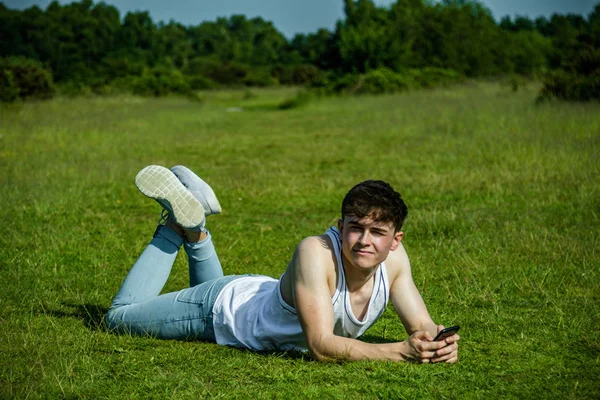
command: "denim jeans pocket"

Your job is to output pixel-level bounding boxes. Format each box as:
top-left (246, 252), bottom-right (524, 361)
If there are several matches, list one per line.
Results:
top-left (176, 284), bottom-right (209, 306)
top-left (174, 278), bottom-right (226, 321)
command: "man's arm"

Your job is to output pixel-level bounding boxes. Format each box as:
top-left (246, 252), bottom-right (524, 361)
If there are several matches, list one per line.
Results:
top-left (289, 237), bottom-right (449, 362)
top-left (388, 243), bottom-right (459, 363)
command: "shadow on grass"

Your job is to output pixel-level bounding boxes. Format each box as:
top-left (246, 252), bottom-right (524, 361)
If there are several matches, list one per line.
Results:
top-left (41, 304), bottom-right (392, 362)
top-left (359, 334), bottom-right (399, 344)
top-left (234, 104), bottom-right (279, 112)
top-left (43, 303), bottom-right (109, 331)
top-left (240, 334), bottom-right (398, 363)
top-left (242, 348), bottom-right (315, 362)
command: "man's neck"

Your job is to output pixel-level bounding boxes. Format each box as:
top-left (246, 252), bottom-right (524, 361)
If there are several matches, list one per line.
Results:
top-left (341, 255), bottom-right (378, 292)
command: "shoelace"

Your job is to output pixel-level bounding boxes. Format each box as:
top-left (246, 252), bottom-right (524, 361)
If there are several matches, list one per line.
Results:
top-left (158, 208), bottom-right (170, 225)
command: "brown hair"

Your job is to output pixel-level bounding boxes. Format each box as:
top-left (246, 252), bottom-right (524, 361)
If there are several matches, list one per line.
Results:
top-left (341, 180), bottom-right (408, 231)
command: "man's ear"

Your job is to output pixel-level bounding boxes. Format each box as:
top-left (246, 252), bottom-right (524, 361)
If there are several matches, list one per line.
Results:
top-left (390, 231), bottom-right (404, 251)
top-left (337, 218), bottom-right (343, 234)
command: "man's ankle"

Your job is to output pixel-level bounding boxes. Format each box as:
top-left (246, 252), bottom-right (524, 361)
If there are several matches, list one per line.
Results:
top-left (184, 229), bottom-right (208, 243)
top-left (166, 218), bottom-right (185, 239)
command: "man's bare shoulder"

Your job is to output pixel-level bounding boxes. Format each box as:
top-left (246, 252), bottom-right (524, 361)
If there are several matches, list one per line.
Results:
top-left (296, 234), bottom-right (333, 256)
top-left (293, 234), bottom-right (338, 270)
top-left (280, 234), bottom-right (337, 305)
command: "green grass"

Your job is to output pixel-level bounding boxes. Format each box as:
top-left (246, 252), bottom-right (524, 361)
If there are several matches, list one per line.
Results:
top-left (1, 83), bottom-right (599, 399)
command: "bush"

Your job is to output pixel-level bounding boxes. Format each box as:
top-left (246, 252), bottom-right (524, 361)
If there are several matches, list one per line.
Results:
top-left (0, 57), bottom-right (55, 102)
top-left (131, 67), bottom-right (191, 97)
top-left (271, 64), bottom-right (323, 86)
top-left (409, 67), bottom-right (464, 88)
top-left (209, 62), bottom-right (248, 86)
top-left (278, 90), bottom-right (312, 110)
top-left (244, 67), bottom-right (277, 87)
top-left (57, 81), bottom-right (93, 97)
top-left (352, 68), bottom-right (412, 94)
top-left (100, 56), bottom-right (146, 81)
top-left (0, 68), bottom-right (20, 102)
top-left (183, 57), bottom-right (249, 87)
top-left (183, 57), bottom-right (221, 77)
top-left (538, 47), bottom-right (600, 102)
top-left (311, 68), bottom-right (464, 96)
top-left (292, 65), bottom-right (322, 85)
top-left (188, 75), bottom-right (215, 90)
top-left (538, 70), bottom-right (600, 102)
top-left (309, 73), bottom-right (357, 94)
top-left (271, 65), bottom-right (295, 85)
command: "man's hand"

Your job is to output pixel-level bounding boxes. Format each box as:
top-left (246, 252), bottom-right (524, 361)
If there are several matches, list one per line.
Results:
top-left (430, 325), bottom-right (460, 364)
top-left (401, 330), bottom-right (446, 363)
top-left (401, 326), bottom-right (460, 364)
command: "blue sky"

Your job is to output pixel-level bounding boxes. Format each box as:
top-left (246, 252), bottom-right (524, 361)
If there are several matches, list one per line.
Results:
top-left (4, 0), bottom-right (598, 38)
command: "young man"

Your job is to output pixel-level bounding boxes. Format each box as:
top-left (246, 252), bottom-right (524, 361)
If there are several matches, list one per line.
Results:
top-left (106, 165), bottom-right (460, 363)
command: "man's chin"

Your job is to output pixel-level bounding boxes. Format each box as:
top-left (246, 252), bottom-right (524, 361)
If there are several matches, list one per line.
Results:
top-left (351, 254), bottom-right (381, 269)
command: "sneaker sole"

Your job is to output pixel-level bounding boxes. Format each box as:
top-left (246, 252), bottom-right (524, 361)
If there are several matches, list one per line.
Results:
top-left (135, 165), bottom-right (205, 229)
top-left (171, 165), bottom-right (222, 215)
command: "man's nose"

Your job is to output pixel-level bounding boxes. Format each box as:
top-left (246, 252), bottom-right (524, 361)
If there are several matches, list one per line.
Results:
top-left (359, 231), bottom-right (372, 245)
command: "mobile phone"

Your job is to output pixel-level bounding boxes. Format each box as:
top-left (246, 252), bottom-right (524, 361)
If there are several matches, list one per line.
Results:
top-left (433, 325), bottom-right (460, 341)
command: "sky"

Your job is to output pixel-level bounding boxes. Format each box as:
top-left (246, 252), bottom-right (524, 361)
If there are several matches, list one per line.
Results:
top-left (4, 0), bottom-right (598, 38)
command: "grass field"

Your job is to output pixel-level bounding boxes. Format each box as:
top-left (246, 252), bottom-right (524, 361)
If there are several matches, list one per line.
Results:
top-left (1, 82), bottom-right (599, 399)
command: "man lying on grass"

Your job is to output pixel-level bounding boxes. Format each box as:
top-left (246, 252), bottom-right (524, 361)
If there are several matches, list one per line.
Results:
top-left (106, 165), bottom-right (460, 363)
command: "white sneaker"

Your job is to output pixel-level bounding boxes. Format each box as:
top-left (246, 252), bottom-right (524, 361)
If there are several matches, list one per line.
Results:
top-left (170, 165), bottom-right (222, 216)
top-left (135, 165), bottom-right (205, 230)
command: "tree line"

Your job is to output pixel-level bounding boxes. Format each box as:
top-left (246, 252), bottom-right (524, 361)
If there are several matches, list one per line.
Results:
top-left (1, 0), bottom-right (599, 101)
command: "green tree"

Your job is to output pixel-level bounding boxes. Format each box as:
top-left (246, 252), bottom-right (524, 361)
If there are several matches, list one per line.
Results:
top-left (157, 21), bottom-right (193, 69)
top-left (338, 0), bottom-right (411, 73)
top-left (508, 30), bottom-right (551, 75)
top-left (514, 15), bottom-right (535, 31)
top-left (547, 14), bottom-right (584, 69)
top-left (414, 0), bottom-right (500, 76)
top-left (248, 17), bottom-right (287, 65)
top-left (290, 29), bottom-right (338, 69)
top-left (118, 10), bottom-right (159, 65)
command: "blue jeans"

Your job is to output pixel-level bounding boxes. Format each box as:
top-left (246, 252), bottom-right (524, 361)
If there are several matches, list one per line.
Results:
top-left (106, 225), bottom-right (240, 341)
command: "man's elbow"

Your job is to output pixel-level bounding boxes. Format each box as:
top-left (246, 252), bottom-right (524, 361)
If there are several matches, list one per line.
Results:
top-left (309, 347), bottom-right (345, 363)
top-left (308, 347), bottom-right (329, 362)
top-left (306, 335), bottom-right (351, 362)
top-left (306, 338), bottom-right (329, 362)
top-left (306, 335), bottom-right (339, 362)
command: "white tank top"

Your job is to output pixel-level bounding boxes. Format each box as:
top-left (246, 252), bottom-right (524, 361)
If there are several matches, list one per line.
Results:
top-left (212, 227), bottom-right (390, 351)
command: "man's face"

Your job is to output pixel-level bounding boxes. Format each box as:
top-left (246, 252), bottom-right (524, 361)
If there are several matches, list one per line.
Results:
top-left (338, 214), bottom-right (403, 271)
